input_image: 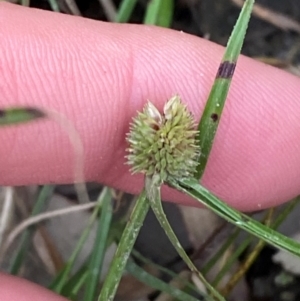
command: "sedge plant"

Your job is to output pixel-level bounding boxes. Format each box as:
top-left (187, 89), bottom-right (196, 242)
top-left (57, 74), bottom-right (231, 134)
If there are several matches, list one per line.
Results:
top-left (100, 0), bottom-right (300, 300)
top-left (99, 0), bottom-right (255, 300)
top-left (4, 0), bottom-right (300, 300)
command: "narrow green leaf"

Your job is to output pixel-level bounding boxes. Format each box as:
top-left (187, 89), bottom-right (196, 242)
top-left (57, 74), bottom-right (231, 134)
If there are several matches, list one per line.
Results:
top-left (61, 265), bottom-right (89, 300)
top-left (203, 200), bottom-right (299, 285)
top-left (272, 199), bottom-right (300, 229)
top-left (202, 227), bottom-right (241, 275)
top-left (144, 0), bottom-right (174, 28)
top-left (47, 0), bottom-right (60, 12)
top-left (0, 107), bottom-right (45, 126)
top-left (115, 0), bottom-right (138, 23)
top-left (98, 190), bottom-right (149, 301)
top-left (126, 259), bottom-right (200, 301)
top-left (212, 236), bottom-right (251, 287)
top-left (132, 249), bottom-right (199, 295)
top-left (21, 0), bottom-right (30, 6)
top-left (146, 175), bottom-right (224, 301)
top-left (84, 187), bottom-right (113, 301)
top-left (171, 178), bottom-right (300, 256)
top-left (50, 197), bottom-right (102, 293)
top-left (196, 0), bottom-right (255, 178)
top-left (9, 185), bottom-right (54, 274)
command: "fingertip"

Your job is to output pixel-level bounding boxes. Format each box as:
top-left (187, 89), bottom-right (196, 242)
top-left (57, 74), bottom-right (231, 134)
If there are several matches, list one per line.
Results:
top-left (0, 273), bottom-right (67, 301)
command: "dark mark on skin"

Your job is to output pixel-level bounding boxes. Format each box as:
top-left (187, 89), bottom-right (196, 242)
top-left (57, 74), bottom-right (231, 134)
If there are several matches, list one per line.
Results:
top-left (216, 61), bottom-right (236, 79)
top-left (211, 113), bottom-right (219, 122)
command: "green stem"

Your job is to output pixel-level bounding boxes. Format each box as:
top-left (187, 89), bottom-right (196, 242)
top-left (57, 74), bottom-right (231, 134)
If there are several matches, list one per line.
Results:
top-left (50, 198), bottom-right (102, 293)
top-left (9, 185), bottom-right (54, 274)
top-left (115, 0), bottom-right (138, 22)
top-left (47, 0), bottom-right (60, 12)
top-left (126, 259), bottom-right (199, 301)
top-left (144, 0), bottom-right (174, 27)
top-left (202, 227), bottom-right (241, 275)
top-left (172, 178), bottom-right (300, 256)
top-left (146, 175), bottom-right (224, 301)
top-left (97, 190), bottom-right (149, 301)
top-left (132, 249), bottom-right (199, 295)
top-left (195, 0), bottom-right (255, 178)
top-left (84, 187), bottom-right (113, 301)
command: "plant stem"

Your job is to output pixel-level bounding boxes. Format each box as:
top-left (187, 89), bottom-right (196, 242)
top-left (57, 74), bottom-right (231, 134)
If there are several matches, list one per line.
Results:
top-left (146, 175), bottom-right (224, 301)
top-left (84, 187), bottom-right (113, 301)
top-left (97, 190), bottom-right (149, 301)
top-left (172, 178), bottom-right (300, 256)
top-left (126, 259), bottom-right (199, 301)
top-left (195, 0), bottom-right (255, 178)
top-left (115, 0), bottom-right (138, 22)
top-left (50, 196), bottom-right (102, 293)
top-left (9, 185), bottom-right (54, 274)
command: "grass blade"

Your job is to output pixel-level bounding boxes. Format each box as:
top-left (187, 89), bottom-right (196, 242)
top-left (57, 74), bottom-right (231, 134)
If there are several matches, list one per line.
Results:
top-left (0, 107), bottom-right (45, 126)
top-left (9, 185), bottom-right (54, 274)
top-left (84, 187), bottom-right (113, 301)
top-left (221, 200), bottom-right (300, 295)
top-left (62, 266), bottom-right (89, 300)
top-left (170, 178), bottom-right (300, 256)
top-left (115, 0), bottom-right (138, 23)
top-left (97, 190), bottom-right (149, 301)
top-left (195, 0), bottom-right (255, 178)
top-left (21, 0), bottom-right (30, 6)
top-left (126, 259), bottom-right (200, 301)
top-left (50, 197), bottom-right (102, 293)
top-left (212, 236), bottom-right (251, 287)
top-left (202, 227), bottom-right (241, 275)
top-left (132, 249), bottom-right (199, 295)
top-left (144, 0), bottom-right (174, 28)
top-left (146, 176), bottom-right (224, 301)
top-left (47, 0), bottom-right (60, 12)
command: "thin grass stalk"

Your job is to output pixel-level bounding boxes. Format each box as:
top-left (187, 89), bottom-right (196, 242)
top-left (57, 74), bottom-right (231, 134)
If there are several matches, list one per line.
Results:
top-left (147, 178), bottom-right (224, 301)
top-left (21, 0), bottom-right (30, 6)
top-left (132, 249), bottom-right (199, 294)
top-left (221, 200), bottom-right (300, 295)
top-left (50, 197), bottom-right (102, 293)
top-left (47, 0), bottom-right (60, 12)
top-left (97, 190), bottom-right (149, 301)
top-left (84, 187), bottom-right (113, 301)
top-left (195, 0), bottom-right (255, 178)
top-left (126, 259), bottom-right (200, 301)
top-left (0, 107), bottom-right (45, 126)
top-left (115, 0), bottom-right (138, 22)
top-left (61, 264), bottom-right (89, 297)
top-left (212, 235), bottom-right (252, 287)
top-left (213, 209), bottom-right (273, 288)
top-left (0, 187), bottom-right (14, 252)
top-left (143, 0), bottom-right (174, 27)
top-left (272, 198), bottom-right (300, 228)
top-left (9, 185), bottom-right (54, 274)
top-left (172, 178), bottom-right (300, 256)
top-left (202, 227), bottom-right (241, 275)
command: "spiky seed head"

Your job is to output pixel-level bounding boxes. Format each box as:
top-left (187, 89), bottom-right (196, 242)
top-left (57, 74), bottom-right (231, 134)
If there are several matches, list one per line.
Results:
top-left (126, 95), bottom-right (200, 182)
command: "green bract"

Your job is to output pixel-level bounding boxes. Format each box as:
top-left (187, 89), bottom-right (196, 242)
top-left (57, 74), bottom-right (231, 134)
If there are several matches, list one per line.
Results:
top-left (126, 95), bottom-right (200, 182)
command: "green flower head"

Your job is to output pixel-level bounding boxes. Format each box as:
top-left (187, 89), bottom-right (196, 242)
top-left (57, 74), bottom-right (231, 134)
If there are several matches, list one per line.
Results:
top-left (126, 95), bottom-right (200, 182)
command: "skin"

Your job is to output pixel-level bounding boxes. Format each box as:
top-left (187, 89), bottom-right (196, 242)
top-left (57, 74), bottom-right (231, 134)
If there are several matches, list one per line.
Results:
top-left (1, 273), bottom-right (67, 301)
top-left (1, 2), bottom-right (300, 300)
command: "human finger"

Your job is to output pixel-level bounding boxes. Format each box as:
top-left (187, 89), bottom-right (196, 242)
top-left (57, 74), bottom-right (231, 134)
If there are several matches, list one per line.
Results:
top-left (1, 3), bottom-right (300, 210)
top-left (0, 273), bottom-right (68, 301)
